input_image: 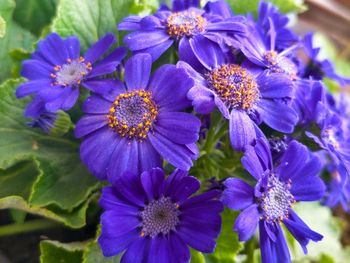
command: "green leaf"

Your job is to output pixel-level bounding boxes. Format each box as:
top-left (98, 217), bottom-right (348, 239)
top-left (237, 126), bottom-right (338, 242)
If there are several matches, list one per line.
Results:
top-left (227, 0), bottom-right (305, 16)
top-left (0, 0), bottom-right (36, 81)
top-left (51, 0), bottom-right (134, 51)
top-left (0, 79), bottom-right (99, 210)
top-left (13, 0), bottom-right (58, 36)
top-left (83, 241), bottom-right (120, 263)
top-left (40, 240), bottom-right (86, 263)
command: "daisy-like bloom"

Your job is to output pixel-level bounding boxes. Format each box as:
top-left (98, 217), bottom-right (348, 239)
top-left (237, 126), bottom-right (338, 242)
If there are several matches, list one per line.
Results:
top-left (118, 0), bottom-right (245, 62)
top-left (16, 33), bottom-right (127, 112)
top-left (75, 53), bottom-right (201, 181)
top-left (222, 138), bottom-right (325, 263)
top-left (306, 102), bottom-right (350, 177)
top-left (182, 39), bottom-right (298, 151)
top-left (98, 168), bottom-right (223, 262)
top-left (237, 18), bottom-right (298, 79)
top-left (301, 32), bottom-right (350, 86)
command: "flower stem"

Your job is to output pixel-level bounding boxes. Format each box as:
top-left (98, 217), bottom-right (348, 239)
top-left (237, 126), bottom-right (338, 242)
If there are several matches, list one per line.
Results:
top-left (0, 219), bottom-right (59, 237)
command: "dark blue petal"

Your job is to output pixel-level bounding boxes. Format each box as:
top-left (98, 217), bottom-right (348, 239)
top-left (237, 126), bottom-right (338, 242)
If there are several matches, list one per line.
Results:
top-left (64, 36), bottom-right (80, 59)
top-left (124, 30), bottom-right (170, 51)
top-left (121, 237), bottom-right (150, 263)
top-left (124, 53), bottom-right (152, 90)
top-left (84, 33), bottom-right (116, 63)
top-left (229, 109), bottom-right (256, 151)
top-left (75, 115), bottom-right (107, 138)
top-left (140, 168), bottom-right (165, 201)
top-left (234, 204), bottom-right (259, 241)
top-left (16, 80), bottom-right (52, 98)
top-left (223, 178), bottom-right (255, 210)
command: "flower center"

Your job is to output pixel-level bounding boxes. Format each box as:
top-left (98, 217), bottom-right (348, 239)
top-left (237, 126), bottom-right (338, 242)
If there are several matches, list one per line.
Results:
top-left (263, 51), bottom-right (297, 79)
top-left (206, 64), bottom-right (260, 110)
top-left (166, 11), bottom-right (206, 38)
top-left (140, 197), bottom-right (180, 237)
top-left (51, 57), bottom-right (92, 86)
top-left (260, 175), bottom-right (295, 222)
top-left (108, 90), bottom-right (158, 140)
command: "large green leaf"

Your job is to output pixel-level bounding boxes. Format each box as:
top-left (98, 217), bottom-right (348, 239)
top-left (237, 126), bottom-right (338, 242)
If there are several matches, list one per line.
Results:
top-left (13, 0), bottom-right (58, 36)
top-left (40, 240), bottom-right (86, 263)
top-left (51, 0), bottom-right (134, 51)
top-left (227, 0), bottom-right (305, 16)
top-left (0, 0), bottom-right (36, 81)
top-left (0, 79), bottom-right (99, 210)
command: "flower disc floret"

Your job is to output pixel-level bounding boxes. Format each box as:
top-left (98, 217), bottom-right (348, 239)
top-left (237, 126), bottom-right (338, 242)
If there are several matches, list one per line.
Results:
top-left (206, 64), bottom-right (260, 110)
top-left (260, 175), bottom-right (295, 223)
top-left (108, 90), bottom-right (158, 140)
top-left (51, 56), bottom-right (92, 86)
top-left (140, 197), bottom-right (180, 238)
top-left (166, 11), bottom-right (206, 38)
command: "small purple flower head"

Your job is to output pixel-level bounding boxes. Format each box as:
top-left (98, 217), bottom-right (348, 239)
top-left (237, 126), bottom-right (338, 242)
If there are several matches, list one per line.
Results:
top-left (222, 138), bottom-right (325, 263)
top-left (118, 0), bottom-right (246, 62)
top-left (301, 33), bottom-right (350, 86)
top-left (256, 1), bottom-right (298, 50)
top-left (16, 33), bottom-right (127, 112)
top-left (75, 53), bottom-right (201, 181)
top-left (181, 39), bottom-right (298, 151)
top-left (98, 168), bottom-right (223, 262)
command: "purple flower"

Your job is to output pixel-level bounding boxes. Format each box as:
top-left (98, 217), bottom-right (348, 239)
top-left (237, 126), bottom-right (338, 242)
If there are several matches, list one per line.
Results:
top-left (222, 138), bottom-right (325, 263)
top-left (256, 2), bottom-right (298, 51)
top-left (118, 0), bottom-right (245, 62)
top-left (98, 168), bottom-right (223, 262)
top-left (301, 33), bottom-right (350, 86)
top-left (16, 33), bottom-right (127, 112)
top-left (181, 40), bottom-right (298, 151)
top-left (306, 102), bottom-right (350, 177)
top-left (238, 19), bottom-right (298, 79)
top-left (75, 53), bottom-right (200, 181)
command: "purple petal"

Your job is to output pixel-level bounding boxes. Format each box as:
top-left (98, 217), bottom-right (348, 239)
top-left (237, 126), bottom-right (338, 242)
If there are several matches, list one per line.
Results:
top-left (16, 80), bottom-right (52, 98)
top-left (148, 65), bottom-right (193, 111)
top-left (75, 115), bottom-right (108, 138)
top-left (168, 234), bottom-right (190, 263)
top-left (229, 109), bottom-right (256, 151)
top-left (99, 46), bottom-right (127, 64)
top-left (284, 210), bottom-right (323, 254)
top-left (88, 62), bottom-right (118, 78)
top-left (21, 59), bottom-right (52, 80)
top-left (124, 30), bottom-right (170, 51)
top-left (98, 210), bottom-right (140, 257)
top-left (99, 186), bottom-right (139, 215)
top-left (241, 145), bottom-right (265, 180)
top-left (118, 16), bottom-right (142, 31)
top-left (138, 140), bottom-right (162, 172)
top-left (274, 224), bottom-right (292, 263)
top-left (148, 236), bottom-right (170, 263)
top-left (187, 85), bottom-right (215, 114)
top-left (136, 38), bottom-right (174, 62)
top-left (148, 132), bottom-right (195, 170)
top-left (82, 79), bottom-right (119, 95)
top-left (154, 112), bottom-right (200, 144)
top-left (84, 33), bottom-right (116, 64)
top-left (36, 33), bottom-right (68, 65)
top-left (140, 168), bottom-right (165, 200)
top-left (234, 204), bottom-right (259, 241)
top-left (124, 53), bottom-right (152, 90)
top-left (82, 95), bottom-right (111, 114)
top-left (256, 99), bottom-right (298, 133)
top-left (189, 34), bottom-right (224, 70)
top-left (79, 128), bottom-right (120, 180)
top-left (178, 38), bottom-right (205, 72)
top-left (61, 87), bottom-right (79, 110)
top-left (223, 178), bottom-right (255, 210)
top-left (121, 237), bottom-right (150, 263)
top-left (167, 175), bottom-right (200, 203)
top-left (107, 139), bottom-right (140, 183)
top-left (64, 36), bottom-right (80, 59)
top-left (257, 73), bottom-right (294, 98)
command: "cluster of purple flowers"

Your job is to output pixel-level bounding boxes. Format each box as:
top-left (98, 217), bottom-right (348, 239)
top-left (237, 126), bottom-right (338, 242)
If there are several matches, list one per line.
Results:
top-left (16, 0), bottom-right (350, 262)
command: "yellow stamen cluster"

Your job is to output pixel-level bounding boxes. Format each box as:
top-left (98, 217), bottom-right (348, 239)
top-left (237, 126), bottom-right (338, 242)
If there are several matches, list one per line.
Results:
top-left (166, 11), bottom-right (206, 38)
top-left (206, 64), bottom-right (260, 110)
top-left (108, 90), bottom-right (158, 140)
top-left (50, 56), bottom-right (92, 86)
top-left (263, 50), bottom-right (278, 65)
top-left (264, 51), bottom-right (297, 79)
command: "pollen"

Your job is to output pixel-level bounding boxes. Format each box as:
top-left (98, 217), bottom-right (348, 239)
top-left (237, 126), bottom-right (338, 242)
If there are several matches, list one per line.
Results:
top-left (206, 64), bottom-right (260, 110)
top-left (259, 175), bottom-right (295, 223)
top-left (108, 90), bottom-right (158, 140)
top-left (166, 11), bottom-right (206, 38)
top-left (50, 57), bottom-right (92, 86)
